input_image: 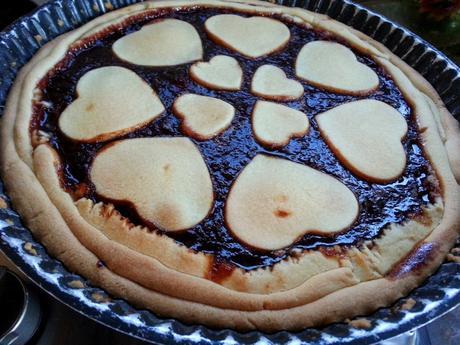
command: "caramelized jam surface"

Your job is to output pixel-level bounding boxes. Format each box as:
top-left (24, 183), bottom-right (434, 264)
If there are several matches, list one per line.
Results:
top-left (33, 8), bottom-right (437, 270)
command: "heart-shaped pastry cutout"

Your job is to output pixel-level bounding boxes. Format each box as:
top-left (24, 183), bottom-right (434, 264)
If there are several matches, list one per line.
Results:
top-left (205, 15), bottom-right (290, 58)
top-left (59, 66), bottom-right (164, 142)
top-left (251, 65), bottom-right (304, 101)
top-left (252, 101), bottom-right (309, 149)
top-left (225, 155), bottom-right (358, 250)
top-left (317, 100), bottom-right (408, 183)
top-left (113, 19), bottom-right (203, 66)
top-left (190, 55), bottom-right (243, 91)
top-left (173, 94), bottom-right (235, 140)
top-left (296, 41), bottom-right (379, 95)
top-left (90, 137), bottom-right (213, 231)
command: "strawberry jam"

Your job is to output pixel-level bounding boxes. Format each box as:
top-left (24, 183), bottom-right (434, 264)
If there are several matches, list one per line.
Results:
top-left (32, 8), bottom-right (437, 270)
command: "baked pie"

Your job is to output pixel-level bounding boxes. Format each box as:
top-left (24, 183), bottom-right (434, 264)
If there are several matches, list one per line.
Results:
top-left (2, 0), bottom-right (460, 332)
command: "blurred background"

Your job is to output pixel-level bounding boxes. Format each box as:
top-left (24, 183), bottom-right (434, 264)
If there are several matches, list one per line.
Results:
top-left (2, 0), bottom-right (460, 66)
top-left (356, 0), bottom-right (460, 64)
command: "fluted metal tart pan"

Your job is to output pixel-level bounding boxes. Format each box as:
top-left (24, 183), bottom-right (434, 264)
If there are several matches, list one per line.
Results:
top-left (0, 0), bottom-right (459, 343)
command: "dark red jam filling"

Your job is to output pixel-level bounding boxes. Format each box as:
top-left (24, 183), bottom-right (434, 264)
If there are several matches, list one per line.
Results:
top-left (32, 7), bottom-right (437, 270)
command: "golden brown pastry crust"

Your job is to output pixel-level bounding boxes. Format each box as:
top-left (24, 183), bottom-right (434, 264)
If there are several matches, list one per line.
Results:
top-left (1, 0), bottom-right (459, 332)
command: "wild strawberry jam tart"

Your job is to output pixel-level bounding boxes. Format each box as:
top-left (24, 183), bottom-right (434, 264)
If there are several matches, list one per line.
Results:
top-left (2, 0), bottom-right (460, 331)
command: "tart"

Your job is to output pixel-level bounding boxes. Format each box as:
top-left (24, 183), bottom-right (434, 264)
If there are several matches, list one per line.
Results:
top-left (1, 0), bottom-right (460, 332)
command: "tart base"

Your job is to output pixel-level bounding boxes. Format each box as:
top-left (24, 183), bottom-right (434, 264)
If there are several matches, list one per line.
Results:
top-left (1, 0), bottom-right (460, 331)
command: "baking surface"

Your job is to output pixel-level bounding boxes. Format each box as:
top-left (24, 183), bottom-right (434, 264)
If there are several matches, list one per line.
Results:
top-left (1, 248), bottom-right (459, 345)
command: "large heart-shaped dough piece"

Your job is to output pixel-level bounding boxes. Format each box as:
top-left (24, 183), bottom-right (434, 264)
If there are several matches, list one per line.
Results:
top-left (296, 41), bottom-right (379, 95)
top-left (90, 137), bottom-right (213, 231)
top-left (225, 155), bottom-right (358, 250)
top-left (252, 101), bottom-right (309, 149)
top-left (59, 66), bottom-right (164, 142)
top-left (190, 55), bottom-right (243, 91)
top-left (113, 19), bottom-right (203, 66)
top-left (251, 65), bottom-right (304, 101)
top-left (317, 100), bottom-right (408, 183)
top-left (173, 94), bottom-right (235, 140)
top-left (205, 15), bottom-right (290, 58)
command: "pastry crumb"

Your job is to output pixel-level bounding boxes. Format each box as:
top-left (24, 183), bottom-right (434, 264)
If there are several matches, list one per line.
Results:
top-left (24, 242), bottom-right (38, 256)
top-left (34, 35), bottom-right (43, 43)
top-left (10, 61), bottom-right (16, 67)
top-left (104, 2), bottom-right (114, 10)
top-left (57, 19), bottom-right (64, 27)
top-left (91, 292), bottom-right (111, 303)
top-left (0, 198), bottom-right (8, 209)
top-left (68, 280), bottom-right (85, 289)
top-left (401, 298), bottom-right (416, 310)
top-left (447, 254), bottom-right (460, 263)
top-left (5, 218), bottom-right (14, 225)
top-left (348, 318), bottom-right (372, 329)
top-left (92, 4), bottom-right (100, 12)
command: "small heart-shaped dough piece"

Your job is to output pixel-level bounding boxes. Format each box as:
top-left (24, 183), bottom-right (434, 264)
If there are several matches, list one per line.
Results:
top-left (296, 41), bottom-right (379, 95)
top-left (90, 137), bottom-right (213, 231)
top-left (59, 66), bottom-right (164, 142)
top-left (317, 99), bottom-right (408, 183)
top-left (226, 155), bottom-right (358, 250)
top-left (173, 94), bottom-right (235, 140)
top-left (190, 55), bottom-right (243, 91)
top-left (205, 15), bottom-right (290, 58)
top-left (113, 19), bottom-right (203, 66)
top-left (251, 65), bottom-right (304, 101)
top-left (252, 101), bottom-right (309, 149)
